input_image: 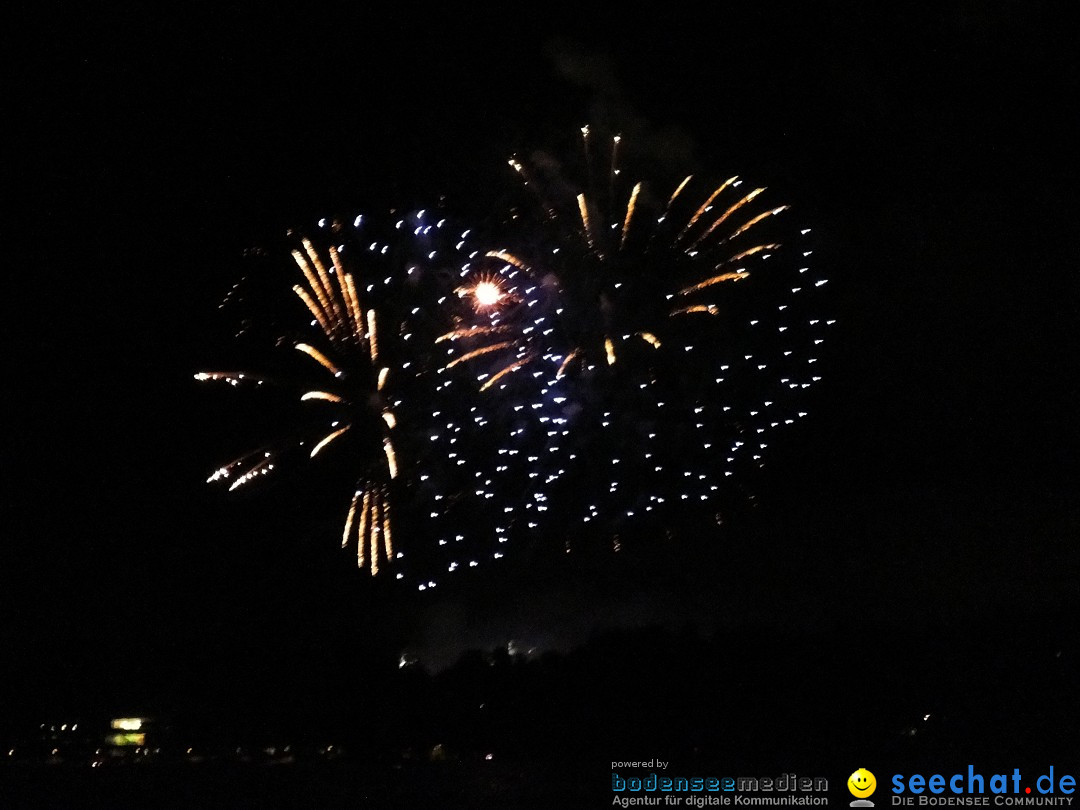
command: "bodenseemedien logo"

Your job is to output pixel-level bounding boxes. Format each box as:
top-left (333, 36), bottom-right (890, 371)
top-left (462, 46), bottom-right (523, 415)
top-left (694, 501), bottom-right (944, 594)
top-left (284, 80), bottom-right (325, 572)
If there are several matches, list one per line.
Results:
top-left (611, 771), bottom-right (829, 806)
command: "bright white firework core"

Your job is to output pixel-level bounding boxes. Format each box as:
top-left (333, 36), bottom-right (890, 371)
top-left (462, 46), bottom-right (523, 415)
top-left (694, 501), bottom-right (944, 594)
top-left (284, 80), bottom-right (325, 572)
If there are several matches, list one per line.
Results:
top-left (474, 281), bottom-right (503, 307)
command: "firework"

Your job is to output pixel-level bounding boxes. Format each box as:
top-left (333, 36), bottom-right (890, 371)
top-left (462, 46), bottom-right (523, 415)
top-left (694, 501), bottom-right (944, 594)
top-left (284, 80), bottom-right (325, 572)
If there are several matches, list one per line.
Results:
top-left (436, 127), bottom-right (832, 558)
top-left (198, 209), bottom-right (479, 578)
top-left (200, 131), bottom-right (831, 589)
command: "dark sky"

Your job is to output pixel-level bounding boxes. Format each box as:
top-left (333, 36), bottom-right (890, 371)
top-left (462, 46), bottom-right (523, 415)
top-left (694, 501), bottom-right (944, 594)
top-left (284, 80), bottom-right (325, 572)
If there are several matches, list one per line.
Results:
top-left (3, 2), bottom-right (1079, 720)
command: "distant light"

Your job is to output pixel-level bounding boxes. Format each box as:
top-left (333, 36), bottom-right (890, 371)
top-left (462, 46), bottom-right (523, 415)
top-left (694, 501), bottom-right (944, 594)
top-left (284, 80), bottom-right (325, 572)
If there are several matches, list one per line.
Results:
top-left (111, 718), bottom-right (145, 731)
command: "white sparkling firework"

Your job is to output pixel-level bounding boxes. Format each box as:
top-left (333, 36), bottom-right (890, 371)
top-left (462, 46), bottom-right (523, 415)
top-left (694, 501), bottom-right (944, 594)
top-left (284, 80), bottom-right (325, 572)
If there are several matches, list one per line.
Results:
top-left (435, 127), bottom-right (832, 554)
top-left (199, 132), bottom-right (832, 587)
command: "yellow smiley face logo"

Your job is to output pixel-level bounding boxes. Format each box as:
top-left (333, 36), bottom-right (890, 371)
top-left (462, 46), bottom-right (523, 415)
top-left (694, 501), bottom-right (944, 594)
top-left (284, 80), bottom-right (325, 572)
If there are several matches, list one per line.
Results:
top-left (848, 768), bottom-right (877, 798)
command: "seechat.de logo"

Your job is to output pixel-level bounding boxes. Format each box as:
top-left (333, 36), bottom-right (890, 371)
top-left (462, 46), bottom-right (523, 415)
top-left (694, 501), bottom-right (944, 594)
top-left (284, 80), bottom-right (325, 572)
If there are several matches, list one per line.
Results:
top-left (850, 768), bottom-right (878, 808)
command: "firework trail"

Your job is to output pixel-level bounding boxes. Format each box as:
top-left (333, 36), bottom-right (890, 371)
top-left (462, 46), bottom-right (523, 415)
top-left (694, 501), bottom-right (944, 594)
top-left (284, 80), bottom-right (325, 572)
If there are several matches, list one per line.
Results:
top-left (198, 209), bottom-right (482, 579)
top-left (435, 126), bottom-right (832, 562)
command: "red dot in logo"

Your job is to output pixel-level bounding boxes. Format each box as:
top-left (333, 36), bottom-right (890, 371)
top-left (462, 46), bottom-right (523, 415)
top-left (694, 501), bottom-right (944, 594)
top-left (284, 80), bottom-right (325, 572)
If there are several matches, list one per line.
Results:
top-left (1026, 788), bottom-right (1032, 794)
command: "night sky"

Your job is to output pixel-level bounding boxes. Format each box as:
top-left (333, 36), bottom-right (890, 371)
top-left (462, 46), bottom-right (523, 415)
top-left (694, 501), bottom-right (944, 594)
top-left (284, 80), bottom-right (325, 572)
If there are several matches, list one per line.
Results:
top-left (4, 1), bottom-right (1079, 737)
